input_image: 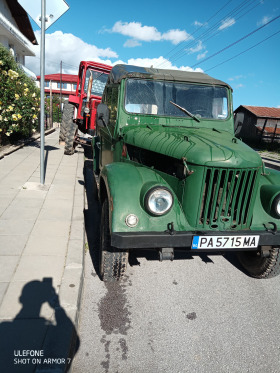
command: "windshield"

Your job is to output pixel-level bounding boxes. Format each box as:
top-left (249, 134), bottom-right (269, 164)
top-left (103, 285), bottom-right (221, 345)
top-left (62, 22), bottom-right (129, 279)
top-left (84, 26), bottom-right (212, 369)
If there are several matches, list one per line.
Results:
top-left (125, 78), bottom-right (228, 120)
top-left (84, 69), bottom-right (109, 97)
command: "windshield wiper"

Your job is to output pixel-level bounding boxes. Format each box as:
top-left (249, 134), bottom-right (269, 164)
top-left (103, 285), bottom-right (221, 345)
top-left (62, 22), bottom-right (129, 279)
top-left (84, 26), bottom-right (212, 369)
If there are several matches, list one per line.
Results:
top-left (170, 101), bottom-right (200, 122)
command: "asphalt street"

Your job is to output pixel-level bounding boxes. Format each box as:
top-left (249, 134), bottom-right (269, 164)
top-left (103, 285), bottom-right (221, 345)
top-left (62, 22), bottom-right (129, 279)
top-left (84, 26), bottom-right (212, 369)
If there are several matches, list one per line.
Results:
top-left (72, 155), bottom-right (280, 373)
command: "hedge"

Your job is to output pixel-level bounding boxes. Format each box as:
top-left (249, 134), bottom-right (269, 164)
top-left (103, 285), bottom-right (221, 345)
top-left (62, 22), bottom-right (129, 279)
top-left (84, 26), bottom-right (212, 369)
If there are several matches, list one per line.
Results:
top-left (0, 44), bottom-right (40, 143)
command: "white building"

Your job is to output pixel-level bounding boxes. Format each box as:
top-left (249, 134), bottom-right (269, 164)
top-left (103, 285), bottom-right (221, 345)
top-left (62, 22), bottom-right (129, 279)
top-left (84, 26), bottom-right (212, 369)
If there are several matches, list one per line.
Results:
top-left (0, 0), bottom-right (37, 77)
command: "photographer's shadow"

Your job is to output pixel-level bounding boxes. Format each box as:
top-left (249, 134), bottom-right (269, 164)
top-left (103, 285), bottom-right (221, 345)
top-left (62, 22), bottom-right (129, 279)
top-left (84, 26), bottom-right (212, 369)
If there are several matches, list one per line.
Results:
top-left (0, 278), bottom-right (79, 372)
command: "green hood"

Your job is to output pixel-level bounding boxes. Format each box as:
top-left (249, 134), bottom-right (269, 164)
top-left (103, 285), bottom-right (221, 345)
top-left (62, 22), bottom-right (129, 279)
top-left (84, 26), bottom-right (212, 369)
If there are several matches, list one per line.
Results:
top-left (123, 125), bottom-right (262, 169)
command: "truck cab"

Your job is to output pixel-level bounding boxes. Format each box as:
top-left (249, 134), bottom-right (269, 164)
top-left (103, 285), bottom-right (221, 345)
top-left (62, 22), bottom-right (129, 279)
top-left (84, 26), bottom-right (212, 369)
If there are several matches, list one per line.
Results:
top-left (95, 64), bottom-right (280, 281)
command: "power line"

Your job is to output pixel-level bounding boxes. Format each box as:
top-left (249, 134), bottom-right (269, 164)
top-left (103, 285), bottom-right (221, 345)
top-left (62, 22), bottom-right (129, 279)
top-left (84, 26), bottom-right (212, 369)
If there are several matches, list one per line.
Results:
top-left (191, 14), bottom-right (280, 68)
top-left (159, 0), bottom-right (234, 62)
top-left (32, 55), bottom-right (79, 70)
top-left (157, 0), bottom-right (260, 68)
top-left (205, 29), bottom-right (280, 72)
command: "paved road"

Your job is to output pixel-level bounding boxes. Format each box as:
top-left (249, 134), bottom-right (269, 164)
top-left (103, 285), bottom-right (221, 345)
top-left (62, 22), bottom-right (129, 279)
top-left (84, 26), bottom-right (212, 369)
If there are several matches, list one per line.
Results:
top-left (72, 155), bottom-right (280, 373)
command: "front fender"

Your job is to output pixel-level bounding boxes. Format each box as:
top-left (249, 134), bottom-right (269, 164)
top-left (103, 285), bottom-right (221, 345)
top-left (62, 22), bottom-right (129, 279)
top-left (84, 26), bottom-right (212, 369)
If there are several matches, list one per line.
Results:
top-left (251, 167), bottom-right (280, 229)
top-left (100, 162), bottom-right (189, 233)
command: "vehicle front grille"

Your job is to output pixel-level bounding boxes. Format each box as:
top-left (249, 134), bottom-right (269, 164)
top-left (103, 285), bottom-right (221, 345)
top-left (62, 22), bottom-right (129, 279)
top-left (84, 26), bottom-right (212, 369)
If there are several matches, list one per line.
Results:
top-left (198, 167), bottom-right (259, 230)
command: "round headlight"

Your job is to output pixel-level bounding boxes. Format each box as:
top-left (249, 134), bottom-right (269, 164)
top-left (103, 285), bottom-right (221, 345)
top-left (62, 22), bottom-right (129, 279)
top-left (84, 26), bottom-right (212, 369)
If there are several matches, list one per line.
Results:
top-left (145, 187), bottom-right (173, 216)
top-left (272, 194), bottom-right (280, 218)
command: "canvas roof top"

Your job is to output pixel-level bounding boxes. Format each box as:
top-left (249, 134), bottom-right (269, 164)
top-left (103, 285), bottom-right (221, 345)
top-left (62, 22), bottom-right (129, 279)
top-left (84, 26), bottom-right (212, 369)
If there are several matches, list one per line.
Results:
top-left (108, 64), bottom-right (232, 90)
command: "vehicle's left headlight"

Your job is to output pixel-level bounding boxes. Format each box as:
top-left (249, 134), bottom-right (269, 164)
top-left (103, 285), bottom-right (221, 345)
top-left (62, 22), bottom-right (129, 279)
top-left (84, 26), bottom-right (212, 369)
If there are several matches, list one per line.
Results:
top-left (145, 187), bottom-right (173, 216)
top-left (272, 194), bottom-right (280, 218)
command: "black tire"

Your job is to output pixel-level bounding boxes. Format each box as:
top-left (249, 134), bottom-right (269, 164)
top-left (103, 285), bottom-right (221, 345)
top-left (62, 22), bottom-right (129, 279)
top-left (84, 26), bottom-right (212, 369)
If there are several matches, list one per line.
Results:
top-left (63, 102), bottom-right (77, 155)
top-left (100, 198), bottom-right (128, 281)
top-left (237, 246), bottom-right (280, 279)
top-left (59, 100), bottom-right (73, 143)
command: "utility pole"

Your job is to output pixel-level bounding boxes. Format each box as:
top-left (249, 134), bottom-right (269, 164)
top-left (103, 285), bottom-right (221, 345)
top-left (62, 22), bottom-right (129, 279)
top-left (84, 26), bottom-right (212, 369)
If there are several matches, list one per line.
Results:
top-left (39, 0), bottom-right (46, 184)
top-left (60, 60), bottom-right (62, 123)
top-left (50, 80), bottom-right (53, 128)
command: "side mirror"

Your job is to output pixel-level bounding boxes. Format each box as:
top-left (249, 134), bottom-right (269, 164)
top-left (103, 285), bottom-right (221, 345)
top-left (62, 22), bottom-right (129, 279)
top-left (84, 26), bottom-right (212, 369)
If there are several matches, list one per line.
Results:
top-left (234, 112), bottom-right (244, 135)
top-left (97, 103), bottom-right (109, 127)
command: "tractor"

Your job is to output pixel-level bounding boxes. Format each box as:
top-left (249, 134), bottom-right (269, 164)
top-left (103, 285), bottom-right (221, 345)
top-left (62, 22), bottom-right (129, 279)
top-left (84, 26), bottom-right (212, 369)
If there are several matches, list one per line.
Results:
top-left (59, 61), bottom-right (112, 155)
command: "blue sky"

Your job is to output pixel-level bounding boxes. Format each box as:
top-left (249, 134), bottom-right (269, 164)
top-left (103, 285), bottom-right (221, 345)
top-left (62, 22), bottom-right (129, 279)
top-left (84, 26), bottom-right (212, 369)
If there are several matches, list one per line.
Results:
top-left (25, 0), bottom-right (280, 110)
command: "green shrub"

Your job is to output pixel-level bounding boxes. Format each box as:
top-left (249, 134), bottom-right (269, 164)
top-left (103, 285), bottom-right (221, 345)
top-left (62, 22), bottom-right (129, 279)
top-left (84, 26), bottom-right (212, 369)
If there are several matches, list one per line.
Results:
top-left (0, 44), bottom-right (40, 143)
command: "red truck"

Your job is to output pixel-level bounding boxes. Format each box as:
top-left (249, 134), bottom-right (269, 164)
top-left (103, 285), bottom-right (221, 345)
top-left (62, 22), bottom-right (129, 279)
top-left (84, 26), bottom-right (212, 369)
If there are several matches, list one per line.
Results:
top-left (59, 61), bottom-right (112, 155)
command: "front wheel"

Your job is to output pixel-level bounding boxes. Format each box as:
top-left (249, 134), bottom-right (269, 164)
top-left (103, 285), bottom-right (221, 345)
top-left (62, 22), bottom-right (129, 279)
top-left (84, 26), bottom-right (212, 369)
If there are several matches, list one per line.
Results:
top-left (100, 198), bottom-right (128, 281)
top-left (237, 246), bottom-right (280, 279)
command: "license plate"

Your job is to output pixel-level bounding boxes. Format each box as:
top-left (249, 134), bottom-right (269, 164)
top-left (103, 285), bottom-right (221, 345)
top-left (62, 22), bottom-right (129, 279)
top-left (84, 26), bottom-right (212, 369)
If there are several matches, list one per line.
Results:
top-left (192, 235), bottom-right (260, 249)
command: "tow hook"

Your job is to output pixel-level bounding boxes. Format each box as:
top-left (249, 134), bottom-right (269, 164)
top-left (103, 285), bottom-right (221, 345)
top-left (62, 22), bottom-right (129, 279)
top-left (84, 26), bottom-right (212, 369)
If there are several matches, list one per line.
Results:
top-left (165, 222), bottom-right (176, 235)
top-left (159, 248), bottom-right (174, 261)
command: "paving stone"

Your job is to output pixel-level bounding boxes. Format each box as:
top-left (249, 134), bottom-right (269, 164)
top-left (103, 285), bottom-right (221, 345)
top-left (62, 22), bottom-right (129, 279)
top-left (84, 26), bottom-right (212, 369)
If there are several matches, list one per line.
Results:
top-left (0, 318), bottom-right (49, 372)
top-left (1, 206), bottom-right (41, 221)
top-left (37, 206), bottom-right (73, 221)
top-left (0, 256), bottom-right (19, 282)
top-left (0, 280), bottom-right (57, 320)
top-left (0, 235), bottom-right (28, 256)
top-left (31, 220), bottom-right (71, 237)
top-left (0, 282), bottom-right (8, 305)
top-left (23, 235), bottom-right (68, 257)
top-left (12, 256), bottom-right (65, 286)
top-left (0, 219), bottom-right (35, 236)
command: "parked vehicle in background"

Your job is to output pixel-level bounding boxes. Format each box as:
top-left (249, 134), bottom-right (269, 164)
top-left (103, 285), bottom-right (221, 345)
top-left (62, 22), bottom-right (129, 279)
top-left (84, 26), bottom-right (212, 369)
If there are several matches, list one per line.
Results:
top-left (60, 61), bottom-right (112, 155)
top-left (94, 64), bottom-right (280, 282)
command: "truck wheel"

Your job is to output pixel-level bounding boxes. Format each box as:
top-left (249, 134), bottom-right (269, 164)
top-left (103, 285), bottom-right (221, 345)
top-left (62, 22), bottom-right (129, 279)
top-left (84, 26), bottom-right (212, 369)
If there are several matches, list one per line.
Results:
top-left (100, 198), bottom-right (128, 281)
top-left (237, 247), bottom-right (280, 279)
top-left (63, 102), bottom-right (77, 155)
top-left (59, 100), bottom-right (73, 144)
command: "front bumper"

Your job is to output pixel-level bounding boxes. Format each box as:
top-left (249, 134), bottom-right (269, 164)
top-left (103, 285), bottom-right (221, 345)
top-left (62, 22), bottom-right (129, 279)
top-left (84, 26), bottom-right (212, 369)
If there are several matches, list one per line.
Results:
top-left (111, 230), bottom-right (280, 250)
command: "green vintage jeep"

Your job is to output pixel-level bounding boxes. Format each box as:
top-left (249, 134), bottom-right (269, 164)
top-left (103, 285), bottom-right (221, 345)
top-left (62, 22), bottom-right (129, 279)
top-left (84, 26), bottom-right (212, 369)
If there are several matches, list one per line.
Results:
top-left (94, 64), bottom-right (280, 281)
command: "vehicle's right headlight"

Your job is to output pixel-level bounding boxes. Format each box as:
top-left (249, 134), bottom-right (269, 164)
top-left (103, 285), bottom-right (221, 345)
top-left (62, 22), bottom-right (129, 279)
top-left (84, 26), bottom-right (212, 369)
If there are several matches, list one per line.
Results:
top-left (272, 194), bottom-right (280, 218)
top-left (145, 187), bottom-right (173, 216)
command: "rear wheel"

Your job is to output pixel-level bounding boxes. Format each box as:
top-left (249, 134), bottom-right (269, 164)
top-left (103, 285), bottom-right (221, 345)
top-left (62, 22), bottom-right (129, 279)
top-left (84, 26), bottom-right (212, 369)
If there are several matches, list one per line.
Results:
top-left (59, 100), bottom-right (74, 144)
top-left (237, 246), bottom-right (280, 279)
top-left (63, 101), bottom-right (78, 155)
top-left (100, 198), bottom-right (128, 281)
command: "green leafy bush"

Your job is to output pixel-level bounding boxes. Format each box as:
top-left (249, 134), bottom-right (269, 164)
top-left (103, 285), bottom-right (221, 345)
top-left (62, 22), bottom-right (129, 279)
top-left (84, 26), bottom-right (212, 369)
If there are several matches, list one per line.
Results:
top-left (45, 95), bottom-right (62, 123)
top-left (0, 44), bottom-right (40, 143)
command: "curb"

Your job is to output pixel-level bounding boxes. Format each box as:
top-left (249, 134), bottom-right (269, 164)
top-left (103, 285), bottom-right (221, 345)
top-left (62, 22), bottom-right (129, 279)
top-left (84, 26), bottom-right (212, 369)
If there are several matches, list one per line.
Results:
top-left (0, 128), bottom-right (56, 159)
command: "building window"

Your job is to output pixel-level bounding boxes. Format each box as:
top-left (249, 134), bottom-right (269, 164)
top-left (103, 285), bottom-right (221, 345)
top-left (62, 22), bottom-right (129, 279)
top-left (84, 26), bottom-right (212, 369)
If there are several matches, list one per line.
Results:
top-left (44, 81), bottom-right (50, 88)
top-left (57, 82), bottom-right (67, 89)
top-left (73, 84), bottom-right (77, 91)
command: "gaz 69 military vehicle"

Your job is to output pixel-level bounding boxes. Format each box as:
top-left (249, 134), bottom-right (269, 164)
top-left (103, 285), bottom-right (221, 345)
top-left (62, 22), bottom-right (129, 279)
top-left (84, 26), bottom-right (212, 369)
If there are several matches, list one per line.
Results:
top-left (94, 64), bottom-right (280, 282)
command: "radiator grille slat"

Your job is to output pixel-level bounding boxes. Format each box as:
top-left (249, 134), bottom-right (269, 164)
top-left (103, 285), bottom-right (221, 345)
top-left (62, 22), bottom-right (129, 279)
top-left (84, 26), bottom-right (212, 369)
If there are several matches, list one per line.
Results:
top-left (198, 167), bottom-right (258, 229)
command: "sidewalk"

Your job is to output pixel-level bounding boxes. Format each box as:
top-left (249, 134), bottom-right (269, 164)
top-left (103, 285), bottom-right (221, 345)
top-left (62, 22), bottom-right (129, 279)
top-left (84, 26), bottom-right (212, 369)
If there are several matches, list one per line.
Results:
top-left (0, 129), bottom-right (85, 372)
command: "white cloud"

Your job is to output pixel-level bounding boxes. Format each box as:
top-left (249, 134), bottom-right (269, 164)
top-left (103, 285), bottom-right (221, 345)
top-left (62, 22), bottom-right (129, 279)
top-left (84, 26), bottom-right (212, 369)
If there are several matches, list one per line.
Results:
top-left (193, 21), bottom-right (204, 27)
top-left (257, 16), bottom-right (272, 26)
top-left (235, 83), bottom-right (244, 89)
top-left (25, 31), bottom-right (118, 75)
top-left (187, 40), bottom-right (204, 54)
top-left (124, 39), bottom-right (142, 48)
top-left (197, 51), bottom-right (208, 60)
top-left (218, 18), bottom-right (236, 30)
top-left (228, 75), bottom-right (244, 81)
top-left (124, 56), bottom-right (204, 73)
top-left (112, 21), bottom-right (161, 41)
top-left (25, 31), bottom-right (203, 77)
top-left (110, 21), bottom-right (192, 45)
top-left (161, 29), bottom-right (190, 44)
